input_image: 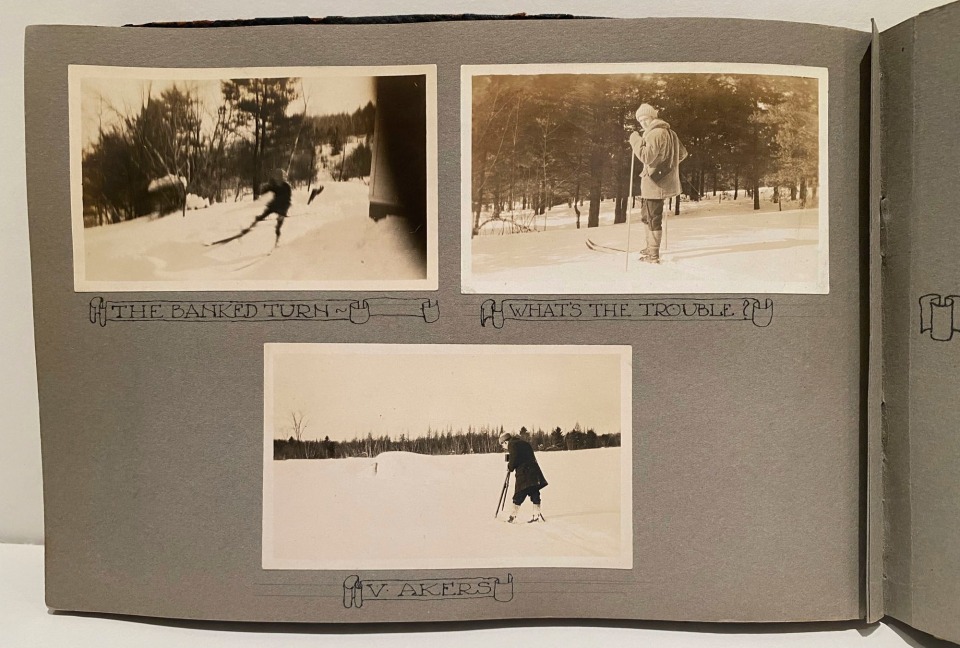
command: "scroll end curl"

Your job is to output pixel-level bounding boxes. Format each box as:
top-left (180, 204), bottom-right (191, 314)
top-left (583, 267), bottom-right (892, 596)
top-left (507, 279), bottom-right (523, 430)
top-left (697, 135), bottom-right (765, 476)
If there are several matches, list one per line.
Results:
top-left (89, 297), bottom-right (107, 327)
top-left (494, 573), bottom-right (514, 603)
top-left (421, 300), bottom-right (440, 324)
top-left (343, 575), bottom-right (362, 608)
top-left (480, 299), bottom-right (504, 329)
top-left (349, 301), bottom-right (371, 325)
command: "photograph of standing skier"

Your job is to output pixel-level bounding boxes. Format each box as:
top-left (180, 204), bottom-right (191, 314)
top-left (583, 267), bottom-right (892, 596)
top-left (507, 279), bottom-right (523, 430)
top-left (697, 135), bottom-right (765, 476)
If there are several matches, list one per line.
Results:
top-left (263, 344), bottom-right (633, 570)
top-left (69, 64), bottom-right (437, 291)
top-left (462, 63), bottom-right (828, 295)
top-left (628, 103), bottom-right (689, 264)
top-left (500, 430), bottom-right (548, 523)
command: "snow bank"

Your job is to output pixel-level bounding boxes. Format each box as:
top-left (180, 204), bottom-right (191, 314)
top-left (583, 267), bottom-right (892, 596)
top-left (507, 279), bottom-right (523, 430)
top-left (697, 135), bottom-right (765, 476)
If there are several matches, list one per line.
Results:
top-left (82, 181), bottom-right (425, 284)
top-left (185, 193), bottom-right (209, 210)
top-left (147, 174), bottom-right (185, 192)
top-left (468, 198), bottom-right (824, 294)
top-left (265, 447), bottom-right (630, 570)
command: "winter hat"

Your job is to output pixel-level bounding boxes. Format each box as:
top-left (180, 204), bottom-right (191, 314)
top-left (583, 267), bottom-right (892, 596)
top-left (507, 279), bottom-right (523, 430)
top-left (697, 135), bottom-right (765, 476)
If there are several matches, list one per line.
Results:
top-left (498, 431), bottom-right (512, 444)
top-left (635, 103), bottom-right (659, 121)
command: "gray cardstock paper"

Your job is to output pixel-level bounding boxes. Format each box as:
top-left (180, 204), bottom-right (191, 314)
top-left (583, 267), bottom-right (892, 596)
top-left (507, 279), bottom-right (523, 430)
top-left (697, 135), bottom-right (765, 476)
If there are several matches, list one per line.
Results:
top-left (881, 3), bottom-right (960, 644)
top-left (26, 19), bottom-right (868, 623)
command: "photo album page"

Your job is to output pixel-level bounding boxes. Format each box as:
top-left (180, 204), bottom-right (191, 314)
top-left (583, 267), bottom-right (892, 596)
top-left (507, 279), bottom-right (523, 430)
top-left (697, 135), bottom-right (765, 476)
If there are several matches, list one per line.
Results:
top-left (26, 16), bottom-right (875, 627)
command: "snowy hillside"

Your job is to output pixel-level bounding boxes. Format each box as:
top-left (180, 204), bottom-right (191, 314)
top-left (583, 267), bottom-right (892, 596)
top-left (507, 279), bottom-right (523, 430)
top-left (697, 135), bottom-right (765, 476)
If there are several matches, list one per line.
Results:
top-left (466, 197), bottom-right (826, 294)
top-left (264, 447), bottom-right (630, 570)
top-left (81, 181), bottom-right (426, 289)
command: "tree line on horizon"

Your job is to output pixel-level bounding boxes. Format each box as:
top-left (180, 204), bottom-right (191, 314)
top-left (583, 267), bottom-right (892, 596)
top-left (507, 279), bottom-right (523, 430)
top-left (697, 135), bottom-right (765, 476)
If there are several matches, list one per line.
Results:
top-left (273, 421), bottom-right (622, 460)
top-left (82, 78), bottom-right (376, 226)
top-left (471, 72), bottom-right (819, 234)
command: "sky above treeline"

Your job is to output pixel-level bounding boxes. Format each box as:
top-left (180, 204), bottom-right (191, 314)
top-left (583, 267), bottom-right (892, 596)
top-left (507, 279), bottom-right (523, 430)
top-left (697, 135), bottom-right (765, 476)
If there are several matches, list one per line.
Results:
top-left (269, 347), bottom-right (628, 442)
top-left (80, 74), bottom-right (376, 149)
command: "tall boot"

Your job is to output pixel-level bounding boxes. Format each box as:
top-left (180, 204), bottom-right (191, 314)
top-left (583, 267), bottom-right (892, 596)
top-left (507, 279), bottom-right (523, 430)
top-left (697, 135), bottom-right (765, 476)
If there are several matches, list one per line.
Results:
top-left (641, 229), bottom-right (662, 264)
top-left (506, 503), bottom-right (520, 523)
top-left (528, 504), bottom-right (545, 523)
top-left (639, 225), bottom-right (655, 258)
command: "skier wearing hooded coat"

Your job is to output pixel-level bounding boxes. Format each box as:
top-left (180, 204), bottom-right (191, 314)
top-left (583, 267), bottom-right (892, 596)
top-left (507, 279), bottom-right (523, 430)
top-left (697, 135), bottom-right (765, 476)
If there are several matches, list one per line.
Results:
top-left (628, 103), bottom-right (688, 263)
top-left (500, 431), bottom-right (548, 523)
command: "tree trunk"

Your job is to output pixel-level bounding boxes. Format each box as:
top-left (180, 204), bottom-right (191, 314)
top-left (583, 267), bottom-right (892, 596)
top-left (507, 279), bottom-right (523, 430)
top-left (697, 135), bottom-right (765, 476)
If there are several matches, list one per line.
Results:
top-left (799, 176), bottom-right (808, 207)
top-left (753, 175), bottom-right (761, 210)
top-left (790, 182), bottom-right (797, 201)
top-left (734, 170), bottom-right (739, 200)
top-left (587, 149), bottom-right (603, 228)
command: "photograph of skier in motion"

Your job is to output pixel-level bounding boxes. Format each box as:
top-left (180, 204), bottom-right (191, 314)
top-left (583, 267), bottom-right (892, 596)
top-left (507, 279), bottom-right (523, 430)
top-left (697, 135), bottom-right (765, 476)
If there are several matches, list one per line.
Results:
top-left (464, 64), bottom-right (828, 295)
top-left (627, 103), bottom-right (689, 265)
top-left (208, 168), bottom-right (300, 249)
top-left (70, 65), bottom-right (435, 291)
top-left (499, 430), bottom-right (549, 523)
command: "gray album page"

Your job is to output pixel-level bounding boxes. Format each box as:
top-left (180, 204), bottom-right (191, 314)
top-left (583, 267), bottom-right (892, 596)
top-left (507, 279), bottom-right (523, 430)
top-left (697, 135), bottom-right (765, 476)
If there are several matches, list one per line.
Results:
top-left (25, 18), bottom-right (869, 624)
top-left (881, 3), bottom-right (960, 644)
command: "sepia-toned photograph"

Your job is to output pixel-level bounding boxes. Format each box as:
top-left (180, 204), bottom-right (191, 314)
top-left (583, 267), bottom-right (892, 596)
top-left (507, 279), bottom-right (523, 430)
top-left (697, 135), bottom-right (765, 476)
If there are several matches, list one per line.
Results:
top-left (69, 65), bottom-right (437, 291)
top-left (461, 63), bottom-right (829, 294)
top-left (262, 344), bottom-right (633, 570)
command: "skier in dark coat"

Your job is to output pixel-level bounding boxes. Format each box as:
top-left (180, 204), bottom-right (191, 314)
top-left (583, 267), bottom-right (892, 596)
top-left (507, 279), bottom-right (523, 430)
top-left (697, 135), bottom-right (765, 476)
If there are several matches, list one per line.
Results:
top-left (256, 168), bottom-right (293, 244)
top-left (212, 168), bottom-right (292, 247)
top-left (500, 431), bottom-right (548, 523)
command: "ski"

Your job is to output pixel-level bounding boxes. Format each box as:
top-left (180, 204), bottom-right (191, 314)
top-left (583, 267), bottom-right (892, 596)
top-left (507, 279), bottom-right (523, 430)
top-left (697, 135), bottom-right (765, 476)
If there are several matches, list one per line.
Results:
top-left (585, 238), bottom-right (626, 254)
top-left (206, 227), bottom-right (258, 247)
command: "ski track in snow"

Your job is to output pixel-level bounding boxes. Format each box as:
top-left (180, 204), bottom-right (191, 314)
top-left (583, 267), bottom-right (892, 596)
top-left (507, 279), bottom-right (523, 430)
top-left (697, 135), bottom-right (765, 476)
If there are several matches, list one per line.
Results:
top-left (469, 198), bottom-right (824, 294)
top-left (83, 182), bottom-right (425, 283)
top-left (267, 447), bottom-right (627, 569)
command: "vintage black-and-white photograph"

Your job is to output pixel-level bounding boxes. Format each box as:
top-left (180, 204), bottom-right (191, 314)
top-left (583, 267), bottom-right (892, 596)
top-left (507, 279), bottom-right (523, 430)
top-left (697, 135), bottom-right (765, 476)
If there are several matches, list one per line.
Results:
top-left (262, 344), bottom-right (633, 570)
top-left (69, 65), bottom-right (437, 291)
top-left (462, 63), bottom-right (828, 294)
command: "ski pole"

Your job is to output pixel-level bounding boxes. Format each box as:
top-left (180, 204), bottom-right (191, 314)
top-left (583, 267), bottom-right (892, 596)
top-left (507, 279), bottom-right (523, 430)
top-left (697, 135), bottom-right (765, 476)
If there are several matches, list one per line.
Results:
top-left (625, 152), bottom-right (636, 271)
top-left (495, 470), bottom-right (510, 518)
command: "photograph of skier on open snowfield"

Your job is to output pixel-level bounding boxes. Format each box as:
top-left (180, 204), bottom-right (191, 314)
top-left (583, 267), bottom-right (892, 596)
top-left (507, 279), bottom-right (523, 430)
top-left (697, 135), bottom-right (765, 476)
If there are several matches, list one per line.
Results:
top-left (69, 65), bottom-right (437, 291)
top-left (497, 430), bottom-right (549, 524)
top-left (262, 344), bottom-right (633, 570)
top-left (462, 63), bottom-right (828, 295)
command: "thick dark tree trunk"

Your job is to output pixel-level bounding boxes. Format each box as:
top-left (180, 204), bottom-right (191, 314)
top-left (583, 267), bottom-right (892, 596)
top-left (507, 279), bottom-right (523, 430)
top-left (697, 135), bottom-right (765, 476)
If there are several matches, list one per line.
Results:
top-left (734, 171), bottom-right (739, 200)
top-left (753, 175), bottom-right (761, 210)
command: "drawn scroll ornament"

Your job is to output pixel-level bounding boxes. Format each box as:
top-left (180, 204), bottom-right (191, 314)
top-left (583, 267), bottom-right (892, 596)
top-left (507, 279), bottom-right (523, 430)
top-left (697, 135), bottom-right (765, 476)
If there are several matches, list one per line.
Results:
top-left (480, 297), bottom-right (773, 329)
top-left (919, 294), bottom-right (960, 341)
top-left (342, 574), bottom-right (514, 609)
top-left (88, 296), bottom-right (439, 326)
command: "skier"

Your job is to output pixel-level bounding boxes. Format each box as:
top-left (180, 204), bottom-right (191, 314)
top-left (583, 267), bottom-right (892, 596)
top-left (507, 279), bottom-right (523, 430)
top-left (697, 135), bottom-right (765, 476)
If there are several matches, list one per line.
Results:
top-left (210, 168), bottom-right (292, 247)
top-left (628, 103), bottom-right (688, 264)
top-left (500, 431), bottom-right (548, 523)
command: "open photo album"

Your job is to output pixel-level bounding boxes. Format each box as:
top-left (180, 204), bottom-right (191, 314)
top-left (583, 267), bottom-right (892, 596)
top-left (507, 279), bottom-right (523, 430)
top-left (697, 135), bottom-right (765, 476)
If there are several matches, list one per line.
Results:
top-left (22, 5), bottom-right (960, 644)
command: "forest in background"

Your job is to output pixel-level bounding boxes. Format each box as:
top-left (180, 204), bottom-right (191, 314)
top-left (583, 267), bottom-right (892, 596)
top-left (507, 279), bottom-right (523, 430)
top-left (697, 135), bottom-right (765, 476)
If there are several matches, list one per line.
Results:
top-left (81, 78), bottom-right (375, 226)
top-left (274, 418), bottom-right (621, 460)
top-left (471, 73), bottom-right (819, 234)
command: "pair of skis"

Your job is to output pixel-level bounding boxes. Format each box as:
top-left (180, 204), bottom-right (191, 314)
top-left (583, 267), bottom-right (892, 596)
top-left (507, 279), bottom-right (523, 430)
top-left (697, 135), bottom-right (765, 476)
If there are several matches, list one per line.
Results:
top-left (495, 470), bottom-right (546, 523)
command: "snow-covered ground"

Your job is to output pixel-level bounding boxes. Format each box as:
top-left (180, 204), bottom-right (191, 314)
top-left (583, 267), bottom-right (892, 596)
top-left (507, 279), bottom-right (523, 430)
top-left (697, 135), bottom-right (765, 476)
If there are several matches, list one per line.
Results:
top-left (466, 196), bottom-right (827, 294)
top-left (80, 180), bottom-right (427, 290)
top-left (263, 447), bottom-right (631, 570)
